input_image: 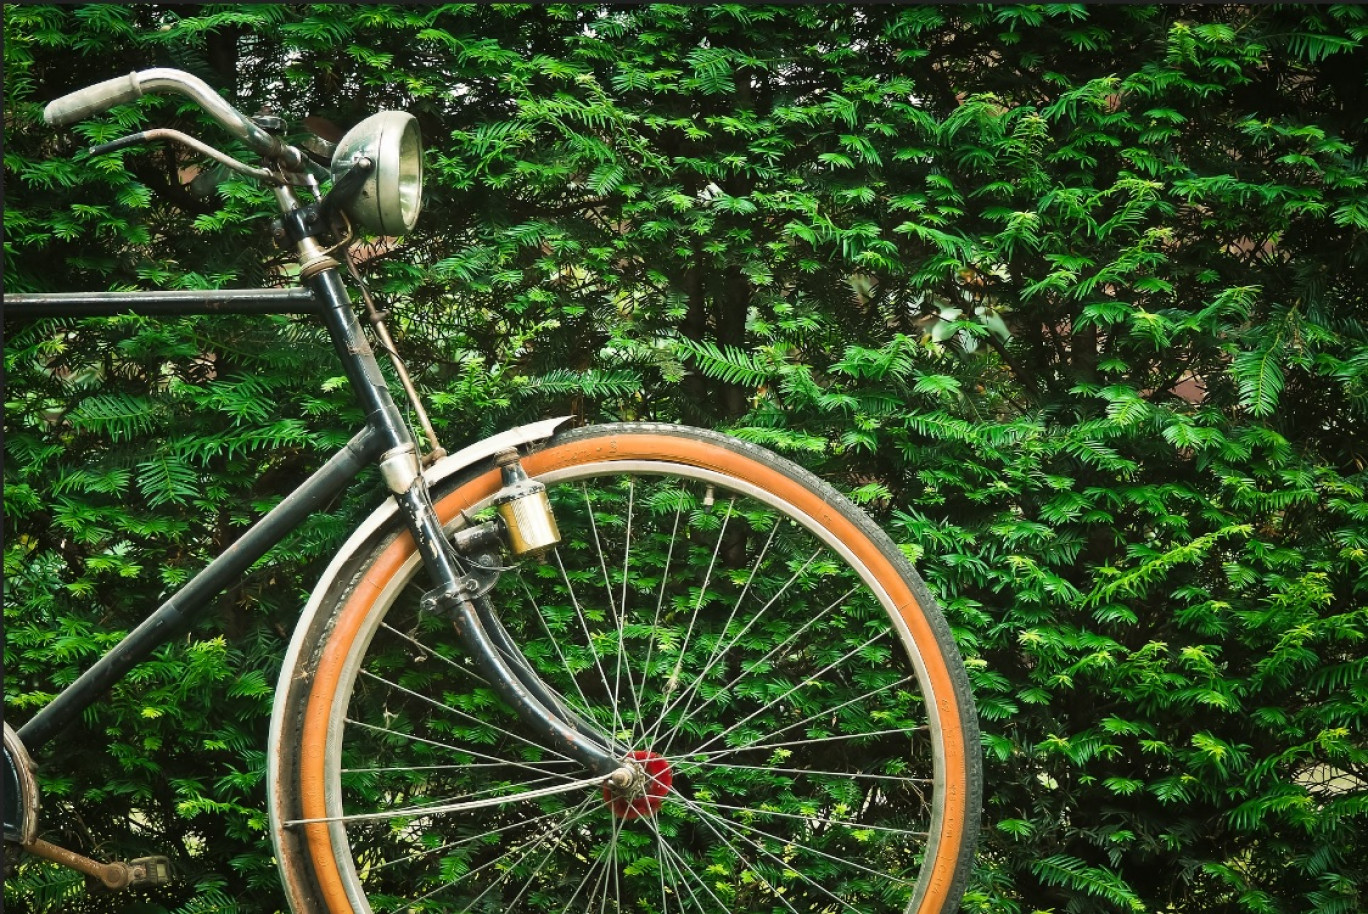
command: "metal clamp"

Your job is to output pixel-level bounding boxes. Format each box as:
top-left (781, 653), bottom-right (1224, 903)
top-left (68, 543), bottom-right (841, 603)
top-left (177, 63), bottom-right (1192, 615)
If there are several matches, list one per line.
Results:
top-left (418, 555), bottom-right (500, 615)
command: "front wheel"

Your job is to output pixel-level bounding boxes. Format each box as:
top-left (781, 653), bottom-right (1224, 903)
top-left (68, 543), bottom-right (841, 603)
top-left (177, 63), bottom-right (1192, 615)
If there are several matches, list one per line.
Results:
top-left (272, 424), bottom-right (981, 914)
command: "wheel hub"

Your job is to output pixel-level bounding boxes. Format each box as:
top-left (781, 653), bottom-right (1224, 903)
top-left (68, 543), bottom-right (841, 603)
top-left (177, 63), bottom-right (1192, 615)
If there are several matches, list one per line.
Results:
top-left (602, 750), bottom-right (672, 819)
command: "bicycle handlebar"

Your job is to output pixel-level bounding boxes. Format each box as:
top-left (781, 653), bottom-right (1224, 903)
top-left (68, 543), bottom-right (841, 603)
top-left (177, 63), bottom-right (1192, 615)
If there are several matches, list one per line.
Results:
top-left (44, 72), bottom-right (144, 126)
top-left (44, 68), bottom-right (304, 170)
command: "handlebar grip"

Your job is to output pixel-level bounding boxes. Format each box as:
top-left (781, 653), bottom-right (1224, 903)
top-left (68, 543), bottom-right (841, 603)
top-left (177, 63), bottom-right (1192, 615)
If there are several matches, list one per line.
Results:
top-left (44, 72), bottom-right (144, 127)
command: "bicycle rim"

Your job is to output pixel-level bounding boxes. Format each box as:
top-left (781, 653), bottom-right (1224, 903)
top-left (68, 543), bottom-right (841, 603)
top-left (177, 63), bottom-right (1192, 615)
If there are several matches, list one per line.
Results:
top-left (285, 425), bottom-right (979, 914)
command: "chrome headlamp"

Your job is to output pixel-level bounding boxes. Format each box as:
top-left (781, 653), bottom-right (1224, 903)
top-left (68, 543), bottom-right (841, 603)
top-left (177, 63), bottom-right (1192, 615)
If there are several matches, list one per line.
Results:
top-left (330, 111), bottom-right (423, 235)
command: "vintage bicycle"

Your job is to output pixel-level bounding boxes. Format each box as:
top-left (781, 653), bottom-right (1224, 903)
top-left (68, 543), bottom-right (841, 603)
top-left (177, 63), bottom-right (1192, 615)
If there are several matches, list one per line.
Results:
top-left (4, 68), bottom-right (981, 914)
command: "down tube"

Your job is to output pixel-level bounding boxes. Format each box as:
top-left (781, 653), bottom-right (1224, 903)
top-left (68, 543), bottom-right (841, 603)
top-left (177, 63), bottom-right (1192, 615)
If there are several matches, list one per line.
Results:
top-left (15, 425), bottom-right (385, 753)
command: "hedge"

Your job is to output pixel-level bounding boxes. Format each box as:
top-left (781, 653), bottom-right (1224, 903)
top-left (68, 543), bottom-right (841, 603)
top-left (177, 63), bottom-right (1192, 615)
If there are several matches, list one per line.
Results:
top-left (4, 5), bottom-right (1365, 912)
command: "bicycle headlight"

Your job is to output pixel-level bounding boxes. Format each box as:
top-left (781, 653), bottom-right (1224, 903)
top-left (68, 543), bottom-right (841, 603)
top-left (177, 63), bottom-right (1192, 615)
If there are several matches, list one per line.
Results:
top-left (330, 111), bottom-right (423, 235)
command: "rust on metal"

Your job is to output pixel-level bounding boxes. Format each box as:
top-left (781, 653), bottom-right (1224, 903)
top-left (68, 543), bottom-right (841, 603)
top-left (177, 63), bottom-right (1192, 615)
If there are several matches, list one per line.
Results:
top-left (25, 839), bottom-right (135, 890)
top-left (3, 723), bottom-right (39, 846)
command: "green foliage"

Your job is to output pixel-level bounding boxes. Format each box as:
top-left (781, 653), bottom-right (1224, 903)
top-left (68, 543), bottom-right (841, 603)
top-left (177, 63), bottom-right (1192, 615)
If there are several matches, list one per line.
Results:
top-left (5, 4), bottom-right (1367, 913)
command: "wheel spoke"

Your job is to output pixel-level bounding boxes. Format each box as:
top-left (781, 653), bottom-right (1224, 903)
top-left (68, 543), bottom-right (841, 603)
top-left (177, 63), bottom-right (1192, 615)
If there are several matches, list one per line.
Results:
top-left (686, 795), bottom-right (930, 840)
top-left (552, 546), bottom-right (620, 733)
top-left (581, 481), bottom-right (628, 740)
top-left (558, 818), bottom-right (618, 914)
top-left (449, 796), bottom-right (600, 914)
top-left (684, 759), bottom-right (933, 785)
top-left (648, 837), bottom-right (694, 914)
top-left (654, 828), bottom-right (733, 914)
top-left (394, 795), bottom-right (599, 913)
top-left (499, 802), bottom-right (597, 914)
top-left (653, 519), bottom-right (779, 744)
top-left (342, 717), bottom-right (586, 784)
top-left (655, 495), bottom-right (735, 726)
top-left (643, 500), bottom-right (770, 748)
top-left (689, 724), bottom-right (928, 762)
top-left (688, 629), bottom-right (897, 757)
top-left (516, 576), bottom-right (602, 724)
top-left (368, 802), bottom-right (583, 873)
top-left (686, 800), bottom-right (811, 914)
top-left (341, 760), bottom-right (578, 774)
top-left (678, 795), bottom-right (923, 906)
top-left (637, 497), bottom-right (686, 745)
top-left (648, 553), bottom-right (833, 750)
top-left (379, 621), bottom-right (489, 685)
top-left (644, 813), bottom-right (671, 914)
top-left (614, 479), bottom-right (648, 740)
top-left (289, 772), bottom-right (605, 825)
top-left (683, 795), bottom-right (866, 914)
top-left (678, 673), bottom-right (916, 763)
top-left (357, 667), bottom-right (577, 764)
top-left (604, 813), bottom-right (626, 914)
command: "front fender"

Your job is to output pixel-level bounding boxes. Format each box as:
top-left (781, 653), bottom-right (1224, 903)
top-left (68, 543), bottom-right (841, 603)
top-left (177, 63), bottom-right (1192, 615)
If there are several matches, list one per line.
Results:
top-left (265, 414), bottom-right (571, 911)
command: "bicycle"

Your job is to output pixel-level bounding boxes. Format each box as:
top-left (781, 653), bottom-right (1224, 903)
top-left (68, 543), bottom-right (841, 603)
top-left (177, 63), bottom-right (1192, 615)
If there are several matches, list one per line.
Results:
top-left (4, 68), bottom-right (982, 914)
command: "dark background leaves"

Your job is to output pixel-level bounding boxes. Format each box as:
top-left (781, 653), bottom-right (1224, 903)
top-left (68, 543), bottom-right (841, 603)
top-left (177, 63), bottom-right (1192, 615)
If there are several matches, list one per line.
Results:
top-left (4, 5), bottom-right (1366, 913)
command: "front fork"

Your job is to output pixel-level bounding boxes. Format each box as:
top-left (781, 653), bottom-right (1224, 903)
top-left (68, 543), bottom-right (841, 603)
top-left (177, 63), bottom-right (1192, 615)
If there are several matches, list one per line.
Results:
top-left (381, 440), bottom-right (627, 779)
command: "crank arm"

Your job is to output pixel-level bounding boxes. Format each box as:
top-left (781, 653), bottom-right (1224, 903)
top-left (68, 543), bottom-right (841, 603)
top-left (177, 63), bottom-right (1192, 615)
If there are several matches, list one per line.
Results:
top-left (24, 839), bottom-right (170, 890)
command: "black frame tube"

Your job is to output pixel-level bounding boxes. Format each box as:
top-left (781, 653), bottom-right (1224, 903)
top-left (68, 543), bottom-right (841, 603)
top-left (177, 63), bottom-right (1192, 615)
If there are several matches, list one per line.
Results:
top-left (3, 288), bottom-right (320, 319)
top-left (16, 425), bottom-right (384, 752)
top-left (304, 266), bottom-right (467, 589)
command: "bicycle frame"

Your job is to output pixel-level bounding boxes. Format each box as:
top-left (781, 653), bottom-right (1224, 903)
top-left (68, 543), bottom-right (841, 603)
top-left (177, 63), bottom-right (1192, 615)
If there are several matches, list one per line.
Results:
top-left (6, 211), bottom-right (622, 779)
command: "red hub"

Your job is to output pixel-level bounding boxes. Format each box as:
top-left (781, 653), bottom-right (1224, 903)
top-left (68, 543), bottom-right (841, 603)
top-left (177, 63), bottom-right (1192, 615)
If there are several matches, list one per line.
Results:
top-left (602, 750), bottom-right (672, 819)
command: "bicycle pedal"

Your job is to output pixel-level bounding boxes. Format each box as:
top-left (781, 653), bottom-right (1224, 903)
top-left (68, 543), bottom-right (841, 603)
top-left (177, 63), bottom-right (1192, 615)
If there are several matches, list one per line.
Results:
top-left (128, 855), bottom-right (172, 886)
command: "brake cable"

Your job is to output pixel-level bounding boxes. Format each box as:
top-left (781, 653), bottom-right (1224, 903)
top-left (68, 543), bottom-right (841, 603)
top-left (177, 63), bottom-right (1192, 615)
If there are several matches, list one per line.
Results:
top-left (88, 128), bottom-right (280, 183)
top-left (343, 244), bottom-right (447, 464)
